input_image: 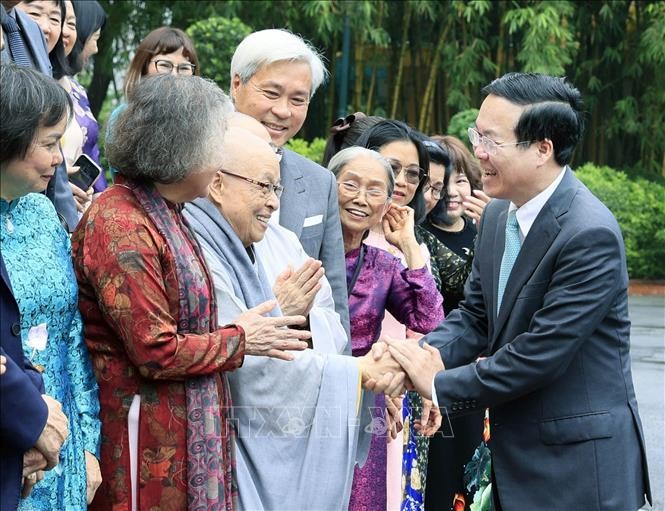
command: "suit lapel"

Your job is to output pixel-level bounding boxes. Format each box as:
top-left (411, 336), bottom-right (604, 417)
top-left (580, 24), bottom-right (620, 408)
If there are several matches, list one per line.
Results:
top-left (279, 149), bottom-right (307, 237)
top-left (490, 168), bottom-right (578, 349)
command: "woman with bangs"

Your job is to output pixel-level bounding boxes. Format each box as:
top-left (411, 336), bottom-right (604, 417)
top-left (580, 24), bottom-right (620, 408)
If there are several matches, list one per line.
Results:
top-left (106, 26), bottom-right (199, 180)
top-left (1, 63), bottom-right (101, 511)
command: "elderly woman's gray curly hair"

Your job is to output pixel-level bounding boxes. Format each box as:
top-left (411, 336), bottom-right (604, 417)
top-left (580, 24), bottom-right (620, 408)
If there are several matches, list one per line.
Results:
top-left (107, 74), bottom-right (233, 183)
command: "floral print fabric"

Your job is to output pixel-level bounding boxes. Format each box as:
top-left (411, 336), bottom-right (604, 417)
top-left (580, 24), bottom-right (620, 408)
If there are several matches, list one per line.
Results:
top-left (1, 194), bottom-right (100, 511)
top-left (72, 180), bottom-right (244, 510)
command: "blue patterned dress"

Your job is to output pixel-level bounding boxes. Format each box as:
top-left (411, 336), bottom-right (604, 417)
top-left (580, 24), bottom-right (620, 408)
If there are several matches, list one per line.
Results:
top-left (0, 194), bottom-right (100, 511)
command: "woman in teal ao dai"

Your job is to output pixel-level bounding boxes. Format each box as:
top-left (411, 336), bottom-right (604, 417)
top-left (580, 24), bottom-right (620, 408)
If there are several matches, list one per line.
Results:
top-left (0, 64), bottom-right (101, 510)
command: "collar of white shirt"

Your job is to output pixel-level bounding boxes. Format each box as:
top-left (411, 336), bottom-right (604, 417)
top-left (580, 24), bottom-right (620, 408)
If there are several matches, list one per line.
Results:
top-left (509, 167), bottom-right (567, 241)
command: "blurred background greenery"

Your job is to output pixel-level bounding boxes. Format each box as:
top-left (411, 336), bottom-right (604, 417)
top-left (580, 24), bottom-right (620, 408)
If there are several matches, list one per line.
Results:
top-left (87, 0), bottom-right (665, 278)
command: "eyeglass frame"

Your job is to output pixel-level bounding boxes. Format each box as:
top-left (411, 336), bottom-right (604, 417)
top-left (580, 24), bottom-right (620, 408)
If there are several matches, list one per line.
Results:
top-left (423, 181), bottom-right (444, 200)
top-left (386, 158), bottom-right (428, 185)
top-left (150, 58), bottom-right (197, 75)
top-left (467, 127), bottom-right (533, 156)
top-left (219, 169), bottom-right (284, 199)
top-left (337, 180), bottom-right (392, 204)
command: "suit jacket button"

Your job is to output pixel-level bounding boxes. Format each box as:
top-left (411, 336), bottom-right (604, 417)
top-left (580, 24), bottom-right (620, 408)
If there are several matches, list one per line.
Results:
top-left (11, 323), bottom-right (21, 336)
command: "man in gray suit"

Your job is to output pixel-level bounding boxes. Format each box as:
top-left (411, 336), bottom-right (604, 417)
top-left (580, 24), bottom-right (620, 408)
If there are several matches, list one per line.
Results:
top-left (383, 73), bottom-right (651, 510)
top-left (1, 1), bottom-right (78, 231)
top-left (229, 29), bottom-right (350, 350)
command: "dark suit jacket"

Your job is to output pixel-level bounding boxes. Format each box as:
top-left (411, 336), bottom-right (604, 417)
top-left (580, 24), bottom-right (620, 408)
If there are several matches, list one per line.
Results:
top-left (0, 256), bottom-right (48, 511)
top-left (426, 168), bottom-right (651, 510)
top-left (11, 8), bottom-right (79, 232)
top-left (279, 148), bottom-right (351, 353)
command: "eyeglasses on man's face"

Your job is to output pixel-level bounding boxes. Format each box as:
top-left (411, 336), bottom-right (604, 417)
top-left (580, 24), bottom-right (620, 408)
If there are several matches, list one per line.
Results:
top-left (387, 159), bottom-right (427, 185)
top-left (467, 127), bottom-right (532, 156)
top-left (151, 59), bottom-right (196, 76)
top-left (338, 180), bottom-right (390, 204)
top-left (219, 169), bottom-right (284, 199)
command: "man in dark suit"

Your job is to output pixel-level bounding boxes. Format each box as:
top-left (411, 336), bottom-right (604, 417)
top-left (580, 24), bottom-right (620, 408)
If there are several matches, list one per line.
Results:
top-left (1, 1), bottom-right (79, 231)
top-left (1, 255), bottom-right (69, 509)
top-left (229, 29), bottom-right (350, 353)
top-left (385, 73), bottom-right (651, 510)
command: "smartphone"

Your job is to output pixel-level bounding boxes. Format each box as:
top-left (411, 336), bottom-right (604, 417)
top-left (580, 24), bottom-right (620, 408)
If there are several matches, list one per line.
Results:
top-left (69, 154), bottom-right (102, 190)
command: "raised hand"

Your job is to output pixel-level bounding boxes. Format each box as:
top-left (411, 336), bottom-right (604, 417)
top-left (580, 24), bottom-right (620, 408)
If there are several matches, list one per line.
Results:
top-left (272, 258), bottom-right (324, 317)
top-left (233, 299), bottom-right (311, 361)
top-left (463, 189), bottom-right (491, 226)
top-left (386, 339), bottom-right (445, 400)
top-left (34, 395), bottom-right (69, 470)
top-left (382, 203), bottom-right (415, 249)
top-left (382, 204), bottom-right (425, 269)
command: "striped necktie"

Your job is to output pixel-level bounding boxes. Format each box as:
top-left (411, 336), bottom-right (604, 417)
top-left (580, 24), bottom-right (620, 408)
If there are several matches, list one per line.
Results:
top-left (1, 15), bottom-right (32, 68)
top-left (497, 209), bottom-right (522, 312)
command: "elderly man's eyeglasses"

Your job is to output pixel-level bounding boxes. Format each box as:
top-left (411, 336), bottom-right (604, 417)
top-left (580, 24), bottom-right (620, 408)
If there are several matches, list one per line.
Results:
top-left (387, 159), bottom-right (427, 185)
top-left (151, 59), bottom-right (196, 76)
top-left (219, 169), bottom-right (284, 199)
top-left (338, 181), bottom-right (390, 204)
top-left (467, 127), bottom-right (532, 156)
top-left (423, 182), bottom-right (444, 200)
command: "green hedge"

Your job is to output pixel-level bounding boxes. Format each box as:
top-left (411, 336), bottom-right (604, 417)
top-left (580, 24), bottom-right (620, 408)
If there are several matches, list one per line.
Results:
top-left (283, 140), bottom-right (665, 279)
top-left (285, 137), bottom-right (326, 165)
top-left (577, 164), bottom-right (665, 279)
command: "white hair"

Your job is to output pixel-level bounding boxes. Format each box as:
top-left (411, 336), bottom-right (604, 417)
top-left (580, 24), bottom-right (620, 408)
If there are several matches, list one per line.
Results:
top-left (230, 29), bottom-right (328, 97)
top-left (327, 147), bottom-right (395, 198)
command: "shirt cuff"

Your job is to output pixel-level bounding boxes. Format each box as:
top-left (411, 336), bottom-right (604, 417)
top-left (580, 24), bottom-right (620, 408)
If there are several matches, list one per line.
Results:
top-left (431, 378), bottom-right (439, 408)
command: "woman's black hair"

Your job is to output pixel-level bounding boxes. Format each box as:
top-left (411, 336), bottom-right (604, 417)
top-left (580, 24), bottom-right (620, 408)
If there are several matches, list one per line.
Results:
top-left (1, 63), bottom-right (73, 165)
top-left (356, 119), bottom-right (430, 225)
top-left (322, 112), bottom-right (383, 167)
top-left (68, 0), bottom-right (106, 74)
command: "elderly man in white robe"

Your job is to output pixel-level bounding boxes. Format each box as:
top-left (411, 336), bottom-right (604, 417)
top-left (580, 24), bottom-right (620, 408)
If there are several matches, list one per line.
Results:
top-left (184, 126), bottom-right (405, 510)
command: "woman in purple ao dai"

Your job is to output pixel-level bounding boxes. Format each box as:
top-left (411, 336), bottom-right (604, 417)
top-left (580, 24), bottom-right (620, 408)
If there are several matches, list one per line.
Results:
top-left (328, 147), bottom-right (443, 511)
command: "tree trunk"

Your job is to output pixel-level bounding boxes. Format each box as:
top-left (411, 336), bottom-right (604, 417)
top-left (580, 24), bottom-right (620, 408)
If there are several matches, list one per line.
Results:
top-left (87, 16), bottom-right (115, 117)
top-left (353, 37), bottom-right (364, 111)
top-left (366, 60), bottom-right (377, 113)
top-left (418, 20), bottom-right (451, 132)
top-left (389, 2), bottom-right (412, 119)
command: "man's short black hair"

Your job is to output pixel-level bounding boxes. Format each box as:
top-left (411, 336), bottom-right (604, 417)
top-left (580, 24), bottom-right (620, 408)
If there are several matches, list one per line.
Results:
top-left (482, 72), bottom-right (585, 166)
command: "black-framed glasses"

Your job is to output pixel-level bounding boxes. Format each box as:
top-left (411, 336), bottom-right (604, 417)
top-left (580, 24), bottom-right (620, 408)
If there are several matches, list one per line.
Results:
top-left (219, 169), bottom-right (284, 198)
top-left (387, 158), bottom-right (427, 185)
top-left (467, 127), bottom-right (532, 156)
top-left (151, 59), bottom-right (196, 75)
top-left (269, 143), bottom-right (283, 163)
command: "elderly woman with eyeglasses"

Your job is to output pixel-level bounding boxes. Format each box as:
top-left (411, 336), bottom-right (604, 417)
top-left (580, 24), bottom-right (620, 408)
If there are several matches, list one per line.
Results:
top-left (72, 75), bottom-right (311, 511)
top-left (353, 120), bottom-right (448, 511)
top-left (328, 146), bottom-right (443, 511)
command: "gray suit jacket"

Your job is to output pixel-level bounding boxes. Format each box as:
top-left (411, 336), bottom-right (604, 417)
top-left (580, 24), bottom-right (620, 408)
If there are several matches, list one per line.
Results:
top-left (11, 9), bottom-right (79, 231)
top-left (278, 148), bottom-right (350, 352)
top-left (426, 168), bottom-right (651, 510)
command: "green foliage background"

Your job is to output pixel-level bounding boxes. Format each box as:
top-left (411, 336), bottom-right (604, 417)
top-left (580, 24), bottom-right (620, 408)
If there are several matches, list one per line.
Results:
top-left (86, 0), bottom-right (665, 278)
top-left (576, 164), bottom-right (665, 279)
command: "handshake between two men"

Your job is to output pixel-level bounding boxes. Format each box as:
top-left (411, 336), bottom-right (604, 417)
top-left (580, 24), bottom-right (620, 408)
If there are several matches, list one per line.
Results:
top-left (357, 337), bottom-right (446, 438)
